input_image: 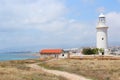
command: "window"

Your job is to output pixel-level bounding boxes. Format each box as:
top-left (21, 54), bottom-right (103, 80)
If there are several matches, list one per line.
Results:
top-left (102, 38), bottom-right (104, 40)
top-left (99, 17), bottom-right (105, 23)
top-left (62, 54), bottom-right (64, 56)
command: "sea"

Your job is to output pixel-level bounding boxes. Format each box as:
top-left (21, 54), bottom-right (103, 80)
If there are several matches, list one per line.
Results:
top-left (0, 52), bottom-right (40, 61)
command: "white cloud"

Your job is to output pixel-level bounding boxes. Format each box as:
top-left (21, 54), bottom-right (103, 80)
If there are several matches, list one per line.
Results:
top-left (36, 19), bottom-right (67, 32)
top-left (0, 0), bottom-right (67, 31)
top-left (106, 12), bottom-right (120, 43)
top-left (106, 12), bottom-right (120, 34)
top-left (0, 0), bottom-right (96, 50)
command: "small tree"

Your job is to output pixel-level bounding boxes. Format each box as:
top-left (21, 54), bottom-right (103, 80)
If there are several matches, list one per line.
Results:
top-left (82, 48), bottom-right (99, 55)
top-left (82, 48), bottom-right (91, 55)
top-left (93, 48), bottom-right (99, 55)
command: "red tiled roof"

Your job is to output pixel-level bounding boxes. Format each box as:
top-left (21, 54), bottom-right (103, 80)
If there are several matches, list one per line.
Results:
top-left (40, 49), bottom-right (63, 54)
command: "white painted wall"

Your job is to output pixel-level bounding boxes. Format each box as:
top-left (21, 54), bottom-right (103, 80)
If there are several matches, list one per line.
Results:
top-left (96, 27), bottom-right (108, 49)
top-left (40, 53), bottom-right (69, 59)
top-left (59, 53), bottom-right (68, 58)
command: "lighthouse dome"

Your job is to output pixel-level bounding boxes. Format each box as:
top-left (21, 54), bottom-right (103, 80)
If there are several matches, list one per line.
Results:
top-left (99, 13), bottom-right (105, 17)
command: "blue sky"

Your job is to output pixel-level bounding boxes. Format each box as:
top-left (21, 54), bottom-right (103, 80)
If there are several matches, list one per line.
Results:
top-left (0, 0), bottom-right (120, 52)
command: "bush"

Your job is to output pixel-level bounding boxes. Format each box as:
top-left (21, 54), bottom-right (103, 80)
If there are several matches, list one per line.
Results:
top-left (82, 48), bottom-right (99, 55)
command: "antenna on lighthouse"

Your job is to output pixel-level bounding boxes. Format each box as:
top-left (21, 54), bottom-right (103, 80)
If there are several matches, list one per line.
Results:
top-left (97, 7), bottom-right (105, 14)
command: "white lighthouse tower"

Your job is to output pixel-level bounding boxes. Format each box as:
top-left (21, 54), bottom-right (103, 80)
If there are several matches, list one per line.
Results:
top-left (96, 13), bottom-right (109, 55)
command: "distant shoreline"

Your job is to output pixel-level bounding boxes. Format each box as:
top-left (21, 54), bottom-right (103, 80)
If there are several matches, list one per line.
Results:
top-left (0, 52), bottom-right (40, 61)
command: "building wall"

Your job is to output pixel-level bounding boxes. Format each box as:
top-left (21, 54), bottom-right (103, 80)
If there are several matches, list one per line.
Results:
top-left (58, 53), bottom-right (68, 58)
top-left (40, 53), bottom-right (68, 59)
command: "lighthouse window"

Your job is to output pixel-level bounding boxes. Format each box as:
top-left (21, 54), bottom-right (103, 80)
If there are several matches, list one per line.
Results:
top-left (102, 38), bottom-right (104, 40)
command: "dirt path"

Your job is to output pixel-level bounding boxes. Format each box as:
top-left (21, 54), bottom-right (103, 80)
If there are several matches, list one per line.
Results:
top-left (28, 64), bottom-right (91, 80)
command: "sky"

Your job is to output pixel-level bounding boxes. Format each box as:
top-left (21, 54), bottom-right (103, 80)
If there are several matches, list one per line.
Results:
top-left (0, 0), bottom-right (120, 52)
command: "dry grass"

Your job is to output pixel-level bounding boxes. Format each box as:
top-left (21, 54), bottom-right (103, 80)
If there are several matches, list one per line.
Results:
top-left (0, 59), bottom-right (67, 80)
top-left (39, 58), bottom-right (120, 80)
top-left (71, 55), bottom-right (120, 60)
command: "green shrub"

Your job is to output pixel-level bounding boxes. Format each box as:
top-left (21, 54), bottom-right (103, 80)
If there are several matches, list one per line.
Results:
top-left (82, 48), bottom-right (99, 55)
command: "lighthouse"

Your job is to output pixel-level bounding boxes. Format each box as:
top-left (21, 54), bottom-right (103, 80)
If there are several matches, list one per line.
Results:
top-left (96, 13), bottom-right (109, 55)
